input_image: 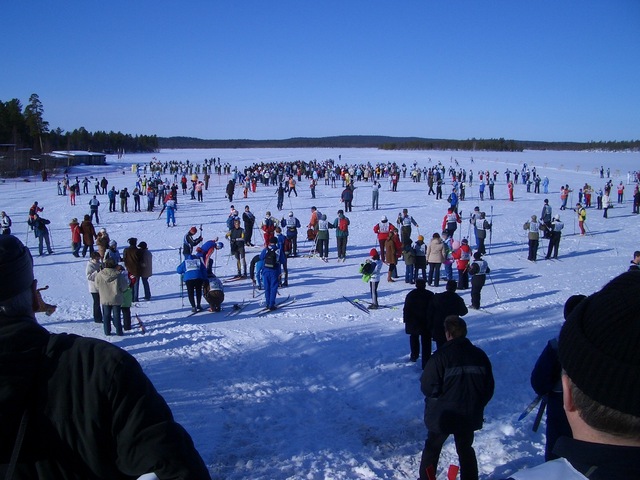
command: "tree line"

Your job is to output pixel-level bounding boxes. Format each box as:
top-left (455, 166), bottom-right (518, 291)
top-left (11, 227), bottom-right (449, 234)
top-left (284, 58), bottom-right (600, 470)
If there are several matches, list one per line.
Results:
top-left (0, 94), bottom-right (158, 154)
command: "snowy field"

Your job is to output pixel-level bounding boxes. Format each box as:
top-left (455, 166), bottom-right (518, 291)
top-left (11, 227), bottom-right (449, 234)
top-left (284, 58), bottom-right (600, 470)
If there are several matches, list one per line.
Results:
top-left (3, 147), bottom-right (639, 479)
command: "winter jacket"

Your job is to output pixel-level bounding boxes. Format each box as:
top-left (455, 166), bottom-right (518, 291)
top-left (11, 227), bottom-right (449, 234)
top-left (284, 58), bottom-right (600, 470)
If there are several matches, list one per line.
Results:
top-left (176, 256), bottom-right (209, 282)
top-left (0, 316), bottom-right (211, 479)
top-left (403, 287), bottom-right (434, 335)
top-left (123, 246), bottom-right (142, 277)
top-left (452, 244), bottom-right (472, 271)
top-left (332, 215), bottom-right (350, 237)
top-left (96, 233), bottom-right (110, 258)
top-left (366, 258), bottom-right (383, 283)
top-left (421, 336), bottom-right (494, 434)
top-left (94, 266), bottom-right (130, 305)
top-left (427, 291), bottom-right (469, 346)
top-left (139, 247), bottom-right (153, 278)
top-left (80, 220), bottom-right (96, 246)
top-left (69, 222), bottom-right (81, 243)
top-left (524, 219), bottom-right (540, 240)
top-left (373, 221), bottom-right (396, 241)
top-left (426, 238), bottom-right (446, 264)
top-left (86, 259), bottom-right (102, 294)
top-left (384, 233), bottom-right (401, 263)
top-left (476, 219), bottom-right (491, 239)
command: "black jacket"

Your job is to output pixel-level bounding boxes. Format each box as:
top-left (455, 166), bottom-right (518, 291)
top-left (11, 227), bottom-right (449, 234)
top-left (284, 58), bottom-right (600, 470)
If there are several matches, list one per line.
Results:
top-left (0, 317), bottom-right (211, 479)
top-left (403, 287), bottom-right (434, 335)
top-left (421, 337), bottom-right (494, 434)
top-left (428, 291), bottom-right (468, 347)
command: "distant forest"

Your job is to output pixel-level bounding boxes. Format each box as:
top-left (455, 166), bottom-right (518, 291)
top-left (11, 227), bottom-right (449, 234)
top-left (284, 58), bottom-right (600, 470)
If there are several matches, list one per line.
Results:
top-left (158, 135), bottom-right (640, 152)
top-left (0, 94), bottom-right (158, 154)
top-left (2, 94), bottom-right (637, 155)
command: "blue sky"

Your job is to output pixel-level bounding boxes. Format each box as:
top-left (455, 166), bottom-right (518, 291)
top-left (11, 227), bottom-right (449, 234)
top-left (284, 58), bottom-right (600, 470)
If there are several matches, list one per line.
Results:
top-left (2, 0), bottom-right (639, 142)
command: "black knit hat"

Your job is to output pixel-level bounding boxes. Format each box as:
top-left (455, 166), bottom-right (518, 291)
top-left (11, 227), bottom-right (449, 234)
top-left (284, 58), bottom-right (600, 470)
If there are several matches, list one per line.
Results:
top-left (0, 235), bottom-right (34, 301)
top-left (559, 271), bottom-right (640, 417)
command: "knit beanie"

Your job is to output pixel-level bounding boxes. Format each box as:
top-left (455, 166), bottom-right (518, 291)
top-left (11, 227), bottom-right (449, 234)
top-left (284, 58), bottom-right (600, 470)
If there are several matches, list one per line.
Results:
top-left (559, 271), bottom-right (640, 417)
top-left (0, 235), bottom-right (34, 301)
top-left (369, 248), bottom-right (378, 257)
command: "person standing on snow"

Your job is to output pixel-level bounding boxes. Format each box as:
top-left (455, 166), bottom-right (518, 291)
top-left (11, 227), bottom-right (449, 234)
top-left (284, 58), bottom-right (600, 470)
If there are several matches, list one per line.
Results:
top-left (545, 214), bottom-right (564, 260)
top-left (229, 218), bottom-right (247, 277)
top-left (469, 252), bottom-right (490, 310)
top-left (242, 205), bottom-right (256, 246)
top-left (428, 280), bottom-right (468, 350)
top-left (281, 211), bottom-right (301, 257)
top-left (426, 232), bottom-right (446, 287)
top-left (0, 211), bottom-right (11, 235)
top-left (371, 180), bottom-right (381, 210)
top-left (374, 215), bottom-right (397, 254)
top-left (261, 211), bottom-right (276, 247)
top-left (32, 214), bottom-right (53, 256)
top-left (403, 278), bottom-right (435, 368)
top-left (397, 208), bottom-right (419, 246)
top-left (441, 207), bottom-right (461, 239)
top-left (332, 209), bottom-right (350, 261)
top-left (176, 252), bottom-right (208, 313)
top-left (259, 237), bottom-right (282, 310)
top-left (573, 202), bottom-right (587, 235)
top-left (182, 226), bottom-right (203, 260)
top-left (419, 316), bottom-right (494, 480)
top-left (540, 199), bottom-right (552, 235)
top-left (364, 248), bottom-right (383, 309)
top-left (523, 214), bottom-right (541, 262)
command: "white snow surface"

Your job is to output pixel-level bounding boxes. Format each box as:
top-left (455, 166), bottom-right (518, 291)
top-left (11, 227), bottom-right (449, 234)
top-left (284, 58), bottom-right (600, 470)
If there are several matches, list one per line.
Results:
top-left (5, 148), bottom-right (639, 479)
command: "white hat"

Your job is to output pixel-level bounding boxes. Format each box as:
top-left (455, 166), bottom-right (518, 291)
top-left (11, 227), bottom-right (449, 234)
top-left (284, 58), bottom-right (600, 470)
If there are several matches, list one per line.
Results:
top-left (381, 215), bottom-right (388, 222)
top-left (288, 211), bottom-right (294, 217)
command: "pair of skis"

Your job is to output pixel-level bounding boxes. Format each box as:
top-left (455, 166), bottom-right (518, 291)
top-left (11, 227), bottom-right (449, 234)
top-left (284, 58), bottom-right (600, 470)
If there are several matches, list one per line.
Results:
top-left (255, 295), bottom-right (296, 316)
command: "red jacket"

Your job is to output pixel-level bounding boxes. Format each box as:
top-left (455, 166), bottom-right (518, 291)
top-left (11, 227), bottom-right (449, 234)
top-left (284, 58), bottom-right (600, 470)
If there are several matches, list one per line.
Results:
top-left (452, 244), bottom-right (472, 271)
top-left (373, 222), bottom-right (397, 241)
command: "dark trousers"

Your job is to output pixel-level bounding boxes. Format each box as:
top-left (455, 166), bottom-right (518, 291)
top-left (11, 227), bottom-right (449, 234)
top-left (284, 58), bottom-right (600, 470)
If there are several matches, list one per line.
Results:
top-left (185, 279), bottom-right (204, 309)
top-left (546, 233), bottom-right (561, 259)
top-left (91, 292), bottom-right (102, 323)
top-left (420, 429), bottom-right (477, 480)
top-left (140, 277), bottom-right (151, 300)
top-left (90, 209), bottom-right (99, 224)
top-left (317, 238), bottom-right (329, 258)
top-left (471, 275), bottom-right (486, 309)
top-left (82, 244), bottom-right (95, 257)
top-left (528, 239), bottom-right (539, 261)
top-left (336, 237), bottom-right (347, 258)
top-left (457, 269), bottom-right (469, 290)
top-left (409, 334), bottom-right (432, 368)
top-left (102, 305), bottom-right (123, 336)
top-left (427, 263), bottom-right (441, 287)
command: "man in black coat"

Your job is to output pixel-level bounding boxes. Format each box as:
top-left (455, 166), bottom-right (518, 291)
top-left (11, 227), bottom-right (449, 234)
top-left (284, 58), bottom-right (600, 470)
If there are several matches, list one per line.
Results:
top-left (428, 280), bottom-right (469, 349)
top-left (419, 316), bottom-right (494, 480)
top-left (0, 235), bottom-right (211, 479)
top-left (402, 278), bottom-right (434, 368)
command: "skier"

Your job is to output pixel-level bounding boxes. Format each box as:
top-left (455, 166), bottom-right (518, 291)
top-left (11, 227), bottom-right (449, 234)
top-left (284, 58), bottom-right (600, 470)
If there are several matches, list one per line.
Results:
top-left (242, 205), bottom-right (256, 246)
top-left (69, 218), bottom-right (81, 257)
top-left (543, 214), bottom-right (564, 260)
top-left (182, 226), bottom-right (203, 260)
top-left (195, 238), bottom-right (222, 276)
top-left (413, 235), bottom-right (427, 282)
top-left (89, 195), bottom-right (100, 224)
top-left (259, 237), bottom-right (282, 310)
top-left (316, 214), bottom-right (330, 260)
top-left (540, 199), bottom-right (552, 236)
top-left (476, 212), bottom-right (491, 255)
top-left (203, 274), bottom-right (224, 312)
top-left (261, 211), bottom-right (276, 247)
top-left (397, 208), bottom-right (419, 246)
top-left (363, 248), bottom-right (383, 309)
top-left (176, 251), bottom-right (208, 313)
top-left (341, 184), bottom-right (354, 212)
top-left (32, 214), bottom-right (53, 256)
top-left (523, 214), bottom-right (541, 262)
top-left (281, 211), bottom-right (301, 257)
top-left (275, 183), bottom-right (285, 210)
top-left (441, 208), bottom-right (461, 239)
top-left (229, 218), bottom-right (247, 277)
top-left (402, 278), bottom-right (435, 368)
top-left (469, 252), bottom-right (490, 309)
top-left (333, 209), bottom-right (350, 261)
top-left (373, 216), bottom-right (397, 253)
top-left (165, 195), bottom-right (177, 227)
top-left (573, 203), bottom-right (587, 235)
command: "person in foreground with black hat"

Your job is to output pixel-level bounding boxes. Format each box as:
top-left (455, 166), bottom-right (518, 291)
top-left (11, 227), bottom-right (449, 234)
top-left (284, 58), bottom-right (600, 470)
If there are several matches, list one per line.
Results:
top-left (504, 271), bottom-right (640, 479)
top-left (469, 251), bottom-right (490, 310)
top-left (0, 235), bottom-right (211, 479)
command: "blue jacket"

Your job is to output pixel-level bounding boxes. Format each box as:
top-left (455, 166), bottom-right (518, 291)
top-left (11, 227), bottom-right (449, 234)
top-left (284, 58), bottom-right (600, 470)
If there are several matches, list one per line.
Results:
top-left (176, 255), bottom-right (208, 281)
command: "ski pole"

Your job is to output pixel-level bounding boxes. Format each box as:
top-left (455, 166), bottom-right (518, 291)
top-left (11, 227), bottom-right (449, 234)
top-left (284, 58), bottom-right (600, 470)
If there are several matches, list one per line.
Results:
top-left (489, 205), bottom-right (494, 255)
top-left (488, 272), bottom-right (500, 301)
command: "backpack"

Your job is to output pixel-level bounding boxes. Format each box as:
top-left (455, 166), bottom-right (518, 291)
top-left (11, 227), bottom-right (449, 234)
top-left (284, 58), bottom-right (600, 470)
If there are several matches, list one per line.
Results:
top-left (338, 217), bottom-right (349, 232)
top-left (264, 248), bottom-right (278, 268)
top-left (283, 237), bottom-right (292, 256)
top-left (359, 262), bottom-right (375, 275)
